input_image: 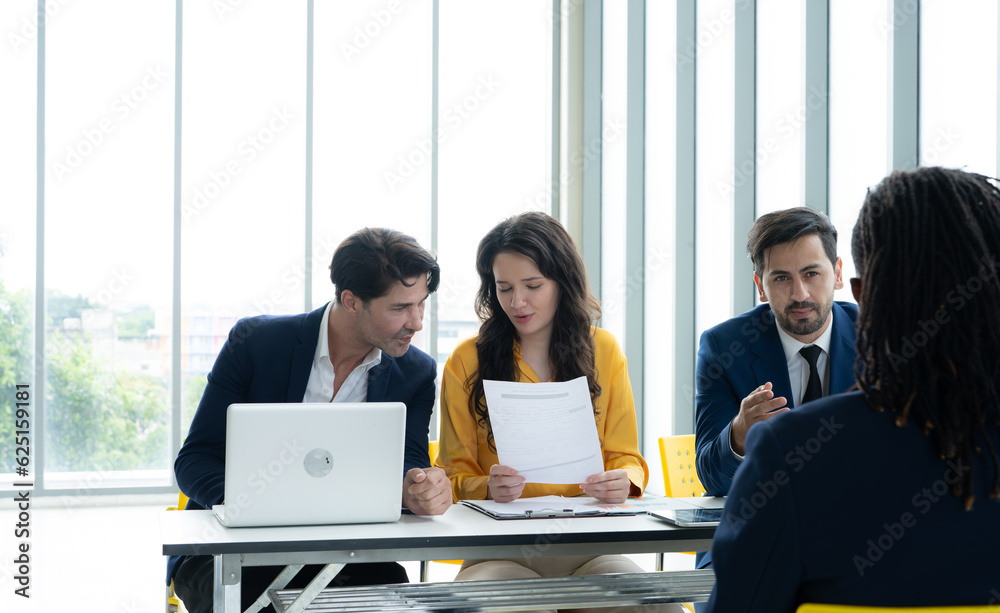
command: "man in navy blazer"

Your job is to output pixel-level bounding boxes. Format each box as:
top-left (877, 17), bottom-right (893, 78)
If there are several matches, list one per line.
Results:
top-left (169, 228), bottom-right (452, 613)
top-left (694, 208), bottom-right (858, 569)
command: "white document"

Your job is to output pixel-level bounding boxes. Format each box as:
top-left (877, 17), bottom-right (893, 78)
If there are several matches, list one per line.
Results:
top-left (483, 376), bottom-right (604, 484)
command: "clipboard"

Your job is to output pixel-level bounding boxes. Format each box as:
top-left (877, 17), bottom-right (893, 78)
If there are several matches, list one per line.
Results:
top-left (460, 495), bottom-right (642, 520)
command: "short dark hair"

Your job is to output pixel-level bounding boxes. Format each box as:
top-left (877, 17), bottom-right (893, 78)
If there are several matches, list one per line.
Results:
top-left (746, 207), bottom-right (839, 277)
top-left (328, 228), bottom-right (439, 303)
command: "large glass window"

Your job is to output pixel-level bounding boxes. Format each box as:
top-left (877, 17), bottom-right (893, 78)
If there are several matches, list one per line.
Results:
top-left (180, 2), bottom-right (307, 439)
top-left (829, 0), bottom-right (890, 299)
top-left (643, 0), bottom-right (677, 493)
top-left (920, 0), bottom-right (997, 176)
top-left (10, 2), bottom-right (1000, 495)
top-left (755, 0), bottom-right (805, 215)
top-left (436, 0), bottom-right (552, 363)
top-left (0, 0), bottom-right (38, 490)
top-left (44, 1), bottom-right (174, 488)
top-left (312, 0), bottom-right (433, 350)
top-left (695, 0), bottom-right (736, 337)
top-left (7, 1), bottom-right (555, 493)
top-left (312, 1), bottom-right (433, 288)
top-left (601, 1), bottom-right (627, 344)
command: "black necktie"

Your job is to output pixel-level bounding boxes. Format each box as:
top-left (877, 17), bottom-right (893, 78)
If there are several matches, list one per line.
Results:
top-left (799, 345), bottom-right (823, 404)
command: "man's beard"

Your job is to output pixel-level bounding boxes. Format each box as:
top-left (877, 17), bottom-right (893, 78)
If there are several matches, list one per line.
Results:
top-left (774, 300), bottom-right (832, 336)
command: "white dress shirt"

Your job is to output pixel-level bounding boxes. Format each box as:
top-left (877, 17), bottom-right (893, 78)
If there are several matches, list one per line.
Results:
top-left (302, 301), bottom-right (382, 403)
top-left (775, 318), bottom-right (834, 406)
top-left (730, 316), bottom-right (835, 460)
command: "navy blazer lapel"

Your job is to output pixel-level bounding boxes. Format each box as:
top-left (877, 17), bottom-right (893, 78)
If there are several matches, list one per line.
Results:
top-left (750, 308), bottom-right (796, 408)
top-left (367, 357), bottom-right (392, 402)
top-left (827, 302), bottom-right (858, 395)
top-left (286, 305), bottom-right (327, 402)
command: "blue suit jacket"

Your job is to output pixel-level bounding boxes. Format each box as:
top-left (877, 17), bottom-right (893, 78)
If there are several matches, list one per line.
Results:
top-left (705, 390), bottom-right (1000, 611)
top-left (693, 302), bottom-right (857, 569)
top-left (166, 304), bottom-right (437, 582)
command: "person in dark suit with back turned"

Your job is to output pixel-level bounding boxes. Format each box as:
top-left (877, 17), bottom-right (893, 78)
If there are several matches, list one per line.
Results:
top-left (694, 208), bottom-right (858, 570)
top-left (706, 166), bottom-right (1000, 610)
top-left (168, 227), bottom-right (453, 613)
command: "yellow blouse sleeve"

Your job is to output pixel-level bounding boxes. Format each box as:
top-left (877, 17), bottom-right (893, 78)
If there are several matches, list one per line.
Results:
top-left (438, 338), bottom-right (490, 501)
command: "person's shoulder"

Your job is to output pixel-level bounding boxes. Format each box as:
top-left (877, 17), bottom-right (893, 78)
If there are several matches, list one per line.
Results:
top-left (764, 389), bottom-right (871, 441)
top-left (833, 300), bottom-right (859, 321)
top-left (702, 303), bottom-right (774, 339)
top-left (226, 307), bottom-right (320, 346)
top-left (233, 311), bottom-right (296, 330)
top-left (591, 326), bottom-right (619, 347)
top-left (590, 326), bottom-right (624, 355)
top-left (590, 327), bottom-right (628, 373)
top-left (452, 334), bottom-right (479, 355)
top-left (443, 335), bottom-right (480, 370)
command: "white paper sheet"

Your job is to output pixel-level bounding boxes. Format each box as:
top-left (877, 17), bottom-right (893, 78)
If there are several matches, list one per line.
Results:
top-left (483, 376), bottom-right (605, 484)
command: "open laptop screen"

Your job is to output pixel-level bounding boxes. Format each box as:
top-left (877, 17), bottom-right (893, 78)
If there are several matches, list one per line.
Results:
top-left (215, 402), bottom-right (405, 527)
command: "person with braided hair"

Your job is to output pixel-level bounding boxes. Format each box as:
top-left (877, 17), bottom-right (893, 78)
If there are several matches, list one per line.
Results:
top-left (705, 166), bottom-right (1000, 611)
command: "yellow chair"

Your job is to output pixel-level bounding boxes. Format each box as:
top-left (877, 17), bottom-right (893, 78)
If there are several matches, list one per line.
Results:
top-left (420, 441), bottom-right (462, 581)
top-left (166, 490), bottom-right (189, 613)
top-left (658, 434), bottom-right (705, 498)
top-left (657, 434), bottom-right (705, 612)
top-left (428, 439), bottom-right (440, 467)
top-left (798, 606), bottom-right (997, 612)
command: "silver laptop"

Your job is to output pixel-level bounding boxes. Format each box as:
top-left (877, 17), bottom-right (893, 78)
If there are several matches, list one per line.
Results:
top-left (212, 402), bottom-right (406, 527)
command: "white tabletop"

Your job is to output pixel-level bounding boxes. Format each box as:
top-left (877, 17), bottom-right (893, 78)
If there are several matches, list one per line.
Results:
top-left (161, 498), bottom-right (719, 564)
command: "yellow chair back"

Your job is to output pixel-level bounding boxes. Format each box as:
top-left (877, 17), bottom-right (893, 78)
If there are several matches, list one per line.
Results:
top-left (658, 434), bottom-right (705, 498)
top-left (166, 489), bottom-right (189, 612)
top-left (429, 439), bottom-right (439, 467)
top-left (168, 490), bottom-right (189, 512)
top-left (798, 606), bottom-right (998, 612)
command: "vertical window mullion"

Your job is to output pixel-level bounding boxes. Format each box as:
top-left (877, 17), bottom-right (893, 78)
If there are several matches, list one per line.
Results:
top-left (891, 0), bottom-right (919, 169)
top-left (625, 0), bottom-right (645, 442)
top-left (35, 0), bottom-right (47, 492)
top-left (733, 0), bottom-right (755, 316)
top-left (170, 0), bottom-right (183, 485)
top-left (804, 1), bottom-right (829, 215)
top-left (674, 0), bottom-right (697, 436)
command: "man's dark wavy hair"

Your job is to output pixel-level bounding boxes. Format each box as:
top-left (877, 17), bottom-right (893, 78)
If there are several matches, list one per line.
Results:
top-left (747, 207), bottom-right (839, 277)
top-left (329, 228), bottom-right (439, 303)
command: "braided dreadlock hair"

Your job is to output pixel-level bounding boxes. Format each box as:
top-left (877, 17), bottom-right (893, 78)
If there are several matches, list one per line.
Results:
top-left (851, 166), bottom-right (1000, 509)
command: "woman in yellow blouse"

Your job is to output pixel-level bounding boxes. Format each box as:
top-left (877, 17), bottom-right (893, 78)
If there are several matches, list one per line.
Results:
top-left (438, 212), bottom-right (679, 613)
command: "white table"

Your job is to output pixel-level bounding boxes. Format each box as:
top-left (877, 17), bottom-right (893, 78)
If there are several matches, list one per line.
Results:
top-left (161, 498), bottom-right (720, 612)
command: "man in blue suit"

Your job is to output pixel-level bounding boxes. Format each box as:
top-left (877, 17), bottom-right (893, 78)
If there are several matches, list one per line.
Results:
top-left (169, 228), bottom-right (452, 613)
top-left (694, 208), bottom-right (858, 569)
